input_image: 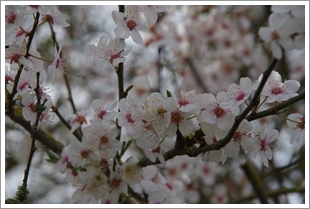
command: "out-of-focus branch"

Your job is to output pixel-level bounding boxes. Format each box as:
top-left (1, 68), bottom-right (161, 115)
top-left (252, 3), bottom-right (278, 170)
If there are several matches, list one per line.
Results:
top-left (228, 186), bottom-right (305, 204)
top-left (6, 106), bottom-right (64, 155)
top-left (185, 58), bottom-right (209, 93)
top-left (241, 161), bottom-right (269, 204)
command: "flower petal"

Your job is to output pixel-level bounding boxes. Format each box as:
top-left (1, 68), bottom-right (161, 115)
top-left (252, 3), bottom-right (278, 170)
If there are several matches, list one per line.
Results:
top-left (131, 29), bottom-right (144, 46)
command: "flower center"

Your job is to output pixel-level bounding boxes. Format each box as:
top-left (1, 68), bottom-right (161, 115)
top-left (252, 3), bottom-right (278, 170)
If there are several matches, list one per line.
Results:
top-left (297, 117), bottom-right (305, 129)
top-left (100, 136), bottom-right (109, 145)
top-left (74, 115), bottom-right (87, 125)
top-left (260, 139), bottom-right (267, 151)
top-left (271, 31), bottom-right (280, 41)
top-left (125, 113), bottom-right (134, 123)
top-left (7, 13), bottom-right (16, 24)
top-left (236, 92), bottom-right (245, 101)
top-left (29, 102), bottom-right (36, 112)
top-left (171, 110), bottom-right (183, 124)
top-left (126, 20), bottom-right (137, 31)
top-left (109, 53), bottom-right (120, 63)
top-left (271, 87), bottom-right (283, 94)
top-left (110, 177), bottom-right (121, 189)
top-left (10, 53), bottom-right (21, 64)
top-left (19, 81), bottom-right (29, 91)
top-left (80, 150), bottom-right (90, 158)
top-left (213, 105), bottom-right (226, 118)
top-left (178, 99), bottom-right (189, 107)
top-left (97, 110), bottom-right (107, 119)
top-left (157, 107), bottom-right (166, 119)
top-left (44, 14), bottom-right (54, 25)
top-left (233, 131), bottom-right (242, 142)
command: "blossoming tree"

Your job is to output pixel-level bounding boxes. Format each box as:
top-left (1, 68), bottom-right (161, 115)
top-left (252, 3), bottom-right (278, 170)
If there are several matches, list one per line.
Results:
top-left (4, 4), bottom-right (306, 204)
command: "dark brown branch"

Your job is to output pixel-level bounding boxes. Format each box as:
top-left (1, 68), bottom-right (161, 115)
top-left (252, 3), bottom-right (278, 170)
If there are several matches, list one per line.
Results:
top-left (246, 91), bottom-right (305, 121)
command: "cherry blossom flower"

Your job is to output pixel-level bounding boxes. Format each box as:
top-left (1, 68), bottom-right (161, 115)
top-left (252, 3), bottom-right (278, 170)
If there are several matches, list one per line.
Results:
top-left (219, 77), bottom-right (254, 109)
top-left (144, 136), bottom-right (175, 166)
top-left (286, 113), bottom-right (305, 145)
top-left (47, 46), bottom-right (70, 84)
top-left (85, 35), bottom-right (131, 67)
top-left (201, 123), bottom-right (227, 164)
top-left (21, 92), bottom-right (37, 125)
top-left (70, 166), bottom-right (110, 203)
top-left (200, 92), bottom-right (239, 131)
top-left (139, 5), bottom-right (167, 24)
top-left (258, 13), bottom-right (295, 59)
top-left (173, 90), bottom-right (198, 113)
top-left (258, 71), bottom-right (300, 103)
top-left (56, 146), bottom-right (72, 173)
top-left (68, 140), bottom-right (98, 167)
top-left (223, 120), bottom-right (254, 158)
top-left (135, 124), bottom-right (161, 150)
top-left (5, 42), bottom-right (32, 67)
top-left (271, 5), bottom-right (305, 18)
top-left (121, 157), bottom-right (143, 186)
top-left (210, 184), bottom-right (228, 204)
top-left (14, 70), bottom-right (36, 97)
top-left (90, 99), bottom-right (117, 123)
top-left (112, 7), bottom-right (149, 46)
top-left (66, 109), bottom-right (89, 132)
top-left (108, 170), bottom-right (128, 197)
top-left (118, 98), bottom-right (144, 137)
top-left (143, 92), bottom-right (177, 135)
top-left (251, 126), bottom-right (279, 167)
top-left (5, 66), bottom-right (15, 85)
top-left (83, 123), bottom-right (121, 159)
top-left (39, 7), bottom-right (70, 27)
top-left (5, 6), bottom-right (24, 30)
top-left (166, 109), bottom-right (195, 137)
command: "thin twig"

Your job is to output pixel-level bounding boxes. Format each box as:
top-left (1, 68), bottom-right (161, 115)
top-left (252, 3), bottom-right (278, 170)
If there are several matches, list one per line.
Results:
top-left (52, 106), bottom-right (82, 142)
top-left (246, 91), bottom-right (305, 121)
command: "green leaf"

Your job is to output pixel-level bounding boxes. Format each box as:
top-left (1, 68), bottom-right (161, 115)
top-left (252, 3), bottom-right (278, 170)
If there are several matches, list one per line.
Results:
top-left (46, 150), bottom-right (60, 164)
top-left (166, 90), bottom-right (172, 98)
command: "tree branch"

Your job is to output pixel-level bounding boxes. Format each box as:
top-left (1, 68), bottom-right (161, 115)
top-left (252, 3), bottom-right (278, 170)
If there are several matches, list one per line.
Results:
top-left (6, 107), bottom-right (64, 155)
top-left (246, 91), bottom-right (305, 121)
top-left (241, 161), bottom-right (269, 204)
top-left (228, 186), bottom-right (305, 204)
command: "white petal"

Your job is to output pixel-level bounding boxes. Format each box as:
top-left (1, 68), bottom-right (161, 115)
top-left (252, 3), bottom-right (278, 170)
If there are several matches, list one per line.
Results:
top-left (282, 80), bottom-right (300, 93)
top-left (163, 97), bottom-right (177, 112)
top-left (258, 27), bottom-right (272, 42)
top-left (271, 41), bottom-right (282, 59)
top-left (112, 11), bottom-right (126, 26)
top-left (266, 129), bottom-right (278, 143)
top-left (131, 29), bottom-right (144, 46)
top-left (224, 141), bottom-right (239, 158)
top-left (114, 26), bottom-right (130, 39)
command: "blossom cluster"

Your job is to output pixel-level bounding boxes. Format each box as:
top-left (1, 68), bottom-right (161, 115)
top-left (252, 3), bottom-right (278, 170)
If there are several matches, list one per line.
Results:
top-left (258, 5), bottom-right (305, 59)
top-left (57, 70), bottom-right (303, 203)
